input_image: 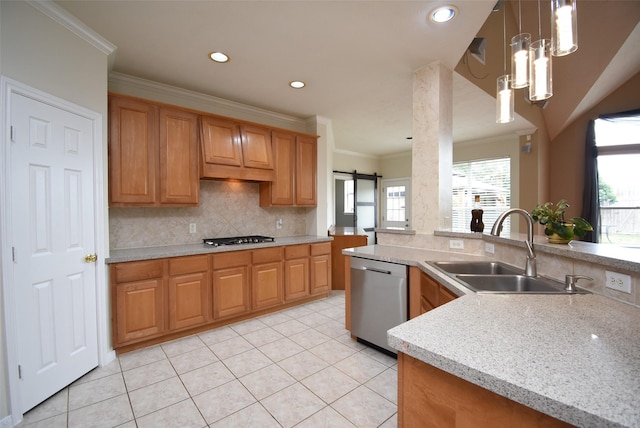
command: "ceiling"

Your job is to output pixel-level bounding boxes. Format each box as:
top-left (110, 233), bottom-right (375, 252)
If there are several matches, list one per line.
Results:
top-left (54, 1), bottom-right (638, 157)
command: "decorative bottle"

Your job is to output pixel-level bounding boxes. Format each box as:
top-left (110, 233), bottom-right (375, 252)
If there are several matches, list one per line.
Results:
top-left (470, 195), bottom-right (485, 233)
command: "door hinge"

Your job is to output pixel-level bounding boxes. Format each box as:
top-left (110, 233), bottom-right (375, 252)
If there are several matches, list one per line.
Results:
top-left (18, 365), bottom-right (22, 379)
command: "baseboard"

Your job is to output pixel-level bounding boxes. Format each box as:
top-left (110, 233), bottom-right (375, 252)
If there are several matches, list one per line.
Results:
top-left (0, 415), bottom-right (13, 428)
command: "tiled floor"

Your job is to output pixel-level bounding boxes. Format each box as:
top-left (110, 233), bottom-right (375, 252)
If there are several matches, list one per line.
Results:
top-left (19, 291), bottom-right (398, 428)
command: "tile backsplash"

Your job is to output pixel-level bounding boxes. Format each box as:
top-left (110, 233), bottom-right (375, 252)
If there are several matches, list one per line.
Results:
top-left (109, 180), bottom-right (312, 249)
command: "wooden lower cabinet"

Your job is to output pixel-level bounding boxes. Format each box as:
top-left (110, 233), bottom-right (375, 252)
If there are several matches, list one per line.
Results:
top-left (212, 252), bottom-right (251, 319)
top-left (398, 352), bottom-right (572, 428)
top-left (168, 255), bottom-right (210, 331)
top-left (310, 242), bottom-right (331, 295)
top-left (420, 270), bottom-right (458, 315)
top-left (252, 247), bottom-right (284, 310)
top-left (284, 245), bottom-right (310, 301)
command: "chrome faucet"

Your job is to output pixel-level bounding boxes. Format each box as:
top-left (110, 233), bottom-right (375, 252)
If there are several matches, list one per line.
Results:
top-left (490, 208), bottom-right (537, 277)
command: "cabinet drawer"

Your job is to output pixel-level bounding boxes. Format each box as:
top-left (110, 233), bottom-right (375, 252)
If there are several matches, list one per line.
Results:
top-left (169, 255), bottom-right (209, 275)
top-left (285, 244), bottom-right (309, 259)
top-left (212, 251), bottom-right (252, 269)
top-left (113, 260), bottom-right (164, 283)
top-left (253, 247), bottom-right (284, 264)
top-left (310, 242), bottom-right (331, 256)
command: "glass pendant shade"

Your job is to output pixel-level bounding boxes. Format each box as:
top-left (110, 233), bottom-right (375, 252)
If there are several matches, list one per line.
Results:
top-left (529, 39), bottom-right (553, 101)
top-left (551, 0), bottom-right (578, 56)
top-left (511, 33), bottom-right (530, 89)
top-left (496, 75), bottom-right (514, 123)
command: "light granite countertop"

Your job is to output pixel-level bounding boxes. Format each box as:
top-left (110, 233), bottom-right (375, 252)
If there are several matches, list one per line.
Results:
top-left (106, 235), bottom-right (332, 264)
top-left (345, 244), bottom-right (640, 427)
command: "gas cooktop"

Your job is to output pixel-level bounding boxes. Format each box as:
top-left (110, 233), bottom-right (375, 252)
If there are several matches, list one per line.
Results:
top-left (203, 235), bottom-right (275, 247)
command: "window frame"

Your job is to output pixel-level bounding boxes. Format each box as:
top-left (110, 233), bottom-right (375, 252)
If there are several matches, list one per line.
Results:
top-left (381, 178), bottom-right (411, 229)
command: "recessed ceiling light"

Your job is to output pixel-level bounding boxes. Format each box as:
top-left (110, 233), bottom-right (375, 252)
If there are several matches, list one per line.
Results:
top-left (289, 81), bottom-right (306, 89)
top-left (209, 51), bottom-right (230, 63)
top-left (429, 5), bottom-right (458, 23)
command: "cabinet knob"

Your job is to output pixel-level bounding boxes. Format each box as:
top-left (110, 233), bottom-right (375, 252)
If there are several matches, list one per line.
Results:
top-left (84, 254), bottom-right (98, 263)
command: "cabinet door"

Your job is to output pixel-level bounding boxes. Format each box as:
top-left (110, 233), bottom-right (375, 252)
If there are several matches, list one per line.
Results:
top-left (284, 258), bottom-right (309, 301)
top-left (240, 124), bottom-right (274, 170)
top-left (262, 131), bottom-right (295, 205)
top-left (200, 116), bottom-right (242, 167)
top-left (115, 278), bottom-right (165, 345)
top-left (213, 265), bottom-right (250, 319)
top-left (295, 136), bottom-right (317, 206)
top-left (168, 272), bottom-right (210, 331)
top-left (310, 242), bottom-right (331, 295)
top-left (159, 108), bottom-right (199, 205)
top-left (109, 96), bottom-right (158, 205)
top-left (252, 261), bottom-right (283, 310)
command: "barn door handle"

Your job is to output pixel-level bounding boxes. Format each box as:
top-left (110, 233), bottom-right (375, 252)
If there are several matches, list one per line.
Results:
top-left (84, 254), bottom-right (98, 263)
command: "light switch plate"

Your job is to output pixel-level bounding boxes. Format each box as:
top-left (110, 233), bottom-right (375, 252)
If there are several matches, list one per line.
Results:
top-left (449, 239), bottom-right (464, 250)
top-left (189, 223), bottom-right (196, 234)
top-left (605, 270), bottom-right (631, 294)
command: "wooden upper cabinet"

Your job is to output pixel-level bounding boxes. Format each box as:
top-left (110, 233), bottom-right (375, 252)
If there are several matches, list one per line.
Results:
top-left (259, 132), bottom-right (317, 207)
top-left (200, 116), bottom-right (275, 181)
top-left (109, 95), bottom-right (199, 207)
top-left (159, 108), bottom-right (199, 205)
top-left (109, 96), bottom-right (158, 205)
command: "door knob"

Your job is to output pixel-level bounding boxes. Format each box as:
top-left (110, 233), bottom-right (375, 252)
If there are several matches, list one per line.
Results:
top-left (84, 254), bottom-right (98, 263)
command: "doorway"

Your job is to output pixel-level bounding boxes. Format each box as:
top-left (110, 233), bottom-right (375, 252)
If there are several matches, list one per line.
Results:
top-left (334, 171), bottom-right (380, 244)
top-left (1, 78), bottom-right (107, 419)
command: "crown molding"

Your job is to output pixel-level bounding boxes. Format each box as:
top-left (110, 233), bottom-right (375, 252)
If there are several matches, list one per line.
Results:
top-left (333, 148), bottom-right (380, 160)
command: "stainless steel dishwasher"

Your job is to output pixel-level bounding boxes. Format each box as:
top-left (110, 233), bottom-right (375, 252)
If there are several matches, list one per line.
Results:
top-left (350, 257), bottom-right (408, 355)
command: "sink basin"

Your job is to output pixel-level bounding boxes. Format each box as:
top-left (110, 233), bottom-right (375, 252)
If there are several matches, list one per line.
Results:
top-left (431, 261), bottom-right (522, 275)
top-left (455, 274), bottom-right (589, 294)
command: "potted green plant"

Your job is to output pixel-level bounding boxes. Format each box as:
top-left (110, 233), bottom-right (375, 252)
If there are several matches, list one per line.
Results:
top-left (530, 199), bottom-right (593, 244)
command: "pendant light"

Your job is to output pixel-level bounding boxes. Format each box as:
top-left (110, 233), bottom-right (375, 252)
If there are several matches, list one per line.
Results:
top-left (529, 0), bottom-right (552, 101)
top-left (510, 0), bottom-right (530, 89)
top-left (497, 4), bottom-right (514, 123)
top-left (551, 0), bottom-right (578, 56)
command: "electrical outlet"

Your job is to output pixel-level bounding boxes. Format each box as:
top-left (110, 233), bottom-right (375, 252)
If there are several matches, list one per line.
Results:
top-left (276, 218), bottom-right (283, 230)
top-left (189, 223), bottom-right (196, 234)
top-left (605, 270), bottom-right (632, 294)
top-left (449, 239), bottom-right (464, 250)
top-left (485, 242), bottom-right (495, 254)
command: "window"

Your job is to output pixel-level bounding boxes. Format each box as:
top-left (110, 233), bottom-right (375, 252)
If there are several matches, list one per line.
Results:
top-left (595, 115), bottom-right (640, 246)
top-left (452, 157), bottom-right (511, 233)
top-left (343, 180), bottom-right (354, 214)
top-left (382, 178), bottom-right (411, 228)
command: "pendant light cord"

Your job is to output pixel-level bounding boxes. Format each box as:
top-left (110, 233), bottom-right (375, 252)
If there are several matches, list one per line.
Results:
top-left (503, 4), bottom-right (507, 75)
top-left (518, 0), bottom-right (522, 33)
top-left (537, 0), bottom-right (542, 40)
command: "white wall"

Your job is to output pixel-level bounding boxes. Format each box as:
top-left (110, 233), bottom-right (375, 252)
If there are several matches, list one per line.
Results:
top-left (380, 151), bottom-right (411, 179)
top-left (0, 1), bottom-right (109, 421)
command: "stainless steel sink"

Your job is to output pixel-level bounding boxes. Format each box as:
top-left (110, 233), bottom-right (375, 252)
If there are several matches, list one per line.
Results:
top-left (455, 274), bottom-right (590, 294)
top-left (430, 261), bottom-right (522, 275)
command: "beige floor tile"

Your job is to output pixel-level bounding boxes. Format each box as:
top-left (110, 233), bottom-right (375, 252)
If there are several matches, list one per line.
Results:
top-left (334, 332), bottom-right (368, 351)
top-left (258, 311), bottom-right (293, 327)
top-left (22, 413), bottom-right (66, 428)
top-left (296, 312), bottom-right (332, 328)
top-left (318, 305), bottom-right (346, 321)
top-left (122, 358), bottom-right (176, 391)
top-left (380, 413), bottom-right (398, 428)
top-left (68, 373), bottom-right (126, 411)
top-left (361, 346), bottom-right (398, 367)
top-left (365, 368), bottom-right (398, 404)
top-left (278, 350), bottom-right (329, 380)
top-left (192, 379), bottom-right (256, 424)
top-left (258, 337), bottom-right (305, 362)
top-left (67, 394), bottom-right (133, 428)
top-left (169, 345), bottom-right (218, 375)
top-left (310, 339), bottom-right (358, 365)
top-left (160, 335), bottom-right (205, 357)
top-left (118, 345), bottom-right (166, 372)
top-left (314, 319), bottom-right (350, 338)
top-left (114, 422), bottom-right (137, 428)
top-left (332, 385), bottom-right (396, 427)
top-left (128, 376), bottom-right (189, 418)
top-left (198, 326), bottom-right (238, 346)
top-left (242, 326), bottom-right (285, 347)
top-left (179, 360), bottom-right (235, 396)
top-left (334, 351), bottom-right (388, 383)
top-left (289, 329), bottom-right (331, 349)
top-left (21, 388), bottom-right (68, 424)
top-left (209, 402), bottom-right (280, 428)
top-left (260, 383), bottom-right (325, 428)
top-left (73, 359), bottom-right (121, 385)
top-left (239, 363), bottom-right (296, 400)
top-left (300, 366), bottom-right (360, 404)
top-left (271, 318), bottom-right (310, 336)
top-left (135, 399), bottom-right (206, 428)
top-left (296, 406), bottom-right (356, 428)
top-left (229, 318), bottom-right (268, 335)
top-left (209, 335), bottom-right (254, 360)
top-left (281, 305), bottom-right (314, 318)
top-left (303, 300), bottom-right (334, 313)
top-left (222, 348), bottom-right (273, 378)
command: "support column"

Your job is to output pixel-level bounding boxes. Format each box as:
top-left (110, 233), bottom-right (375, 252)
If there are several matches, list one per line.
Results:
top-left (411, 62), bottom-right (453, 233)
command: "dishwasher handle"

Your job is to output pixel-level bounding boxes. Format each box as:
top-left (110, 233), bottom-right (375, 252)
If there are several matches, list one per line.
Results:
top-left (360, 266), bottom-right (392, 275)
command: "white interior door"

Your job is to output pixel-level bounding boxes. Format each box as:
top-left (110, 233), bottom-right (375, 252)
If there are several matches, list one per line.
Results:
top-left (10, 92), bottom-right (99, 412)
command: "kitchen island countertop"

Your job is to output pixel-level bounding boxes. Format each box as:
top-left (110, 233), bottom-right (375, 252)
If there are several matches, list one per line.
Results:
top-left (344, 244), bottom-right (640, 427)
top-left (106, 235), bottom-right (332, 263)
